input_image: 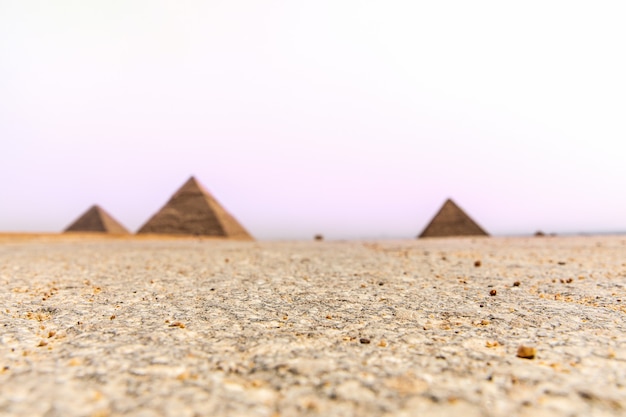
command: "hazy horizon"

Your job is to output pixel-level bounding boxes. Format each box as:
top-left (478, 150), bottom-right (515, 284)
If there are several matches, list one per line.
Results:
top-left (2, 1), bottom-right (625, 239)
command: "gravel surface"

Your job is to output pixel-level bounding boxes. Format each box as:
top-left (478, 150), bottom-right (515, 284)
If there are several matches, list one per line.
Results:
top-left (1, 235), bottom-right (625, 416)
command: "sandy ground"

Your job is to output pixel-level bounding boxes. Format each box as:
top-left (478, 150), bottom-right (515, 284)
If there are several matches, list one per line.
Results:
top-left (1, 234), bottom-right (625, 417)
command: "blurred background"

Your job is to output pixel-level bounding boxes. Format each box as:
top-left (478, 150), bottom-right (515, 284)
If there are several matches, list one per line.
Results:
top-left (1, 1), bottom-right (625, 239)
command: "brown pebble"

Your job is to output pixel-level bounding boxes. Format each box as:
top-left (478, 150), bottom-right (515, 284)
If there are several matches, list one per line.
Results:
top-left (474, 260), bottom-right (482, 267)
top-left (110, 315), bottom-right (116, 320)
top-left (517, 345), bottom-right (536, 359)
top-left (169, 322), bottom-right (186, 328)
top-left (359, 338), bottom-right (371, 344)
top-left (513, 281), bottom-right (521, 287)
top-left (37, 340), bottom-right (48, 347)
top-left (489, 289), bottom-right (497, 296)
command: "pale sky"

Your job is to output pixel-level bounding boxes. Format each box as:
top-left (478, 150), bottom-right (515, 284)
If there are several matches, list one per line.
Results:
top-left (1, 1), bottom-right (625, 239)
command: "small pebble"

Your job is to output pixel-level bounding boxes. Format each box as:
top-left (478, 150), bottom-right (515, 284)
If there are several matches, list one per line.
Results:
top-left (489, 289), bottom-right (497, 296)
top-left (474, 260), bottom-right (482, 267)
top-left (513, 281), bottom-right (521, 287)
top-left (517, 345), bottom-right (537, 359)
top-left (360, 338), bottom-right (370, 344)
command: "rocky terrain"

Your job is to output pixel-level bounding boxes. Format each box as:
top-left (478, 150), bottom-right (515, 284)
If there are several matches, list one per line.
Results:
top-left (1, 235), bottom-right (625, 416)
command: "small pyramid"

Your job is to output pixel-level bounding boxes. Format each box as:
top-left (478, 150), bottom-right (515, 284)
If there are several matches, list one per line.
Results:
top-left (137, 176), bottom-right (253, 240)
top-left (418, 199), bottom-right (489, 238)
top-left (64, 205), bottom-right (130, 234)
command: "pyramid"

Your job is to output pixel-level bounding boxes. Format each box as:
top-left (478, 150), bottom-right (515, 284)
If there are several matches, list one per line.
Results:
top-left (137, 176), bottom-right (253, 240)
top-left (418, 199), bottom-right (489, 238)
top-left (64, 205), bottom-right (130, 234)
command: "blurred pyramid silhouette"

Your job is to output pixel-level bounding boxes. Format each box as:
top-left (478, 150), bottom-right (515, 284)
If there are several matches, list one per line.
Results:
top-left (418, 199), bottom-right (489, 238)
top-left (137, 176), bottom-right (253, 240)
top-left (64, 205), bottom-right (129, 234)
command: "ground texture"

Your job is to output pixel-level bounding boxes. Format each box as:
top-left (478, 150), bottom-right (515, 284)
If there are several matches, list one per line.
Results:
top-left (1, 235), bottom-right (625, 416)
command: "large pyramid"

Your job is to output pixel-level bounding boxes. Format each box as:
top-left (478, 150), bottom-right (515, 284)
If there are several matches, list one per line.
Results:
top-left (418, 199), bottom-right (489, 238)
top-left (137, 176), bottom-right (253, 239)
top-left (64, 205), bottom-right (130, 234)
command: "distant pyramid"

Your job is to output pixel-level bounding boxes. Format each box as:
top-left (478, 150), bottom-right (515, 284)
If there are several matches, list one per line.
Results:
top-left (64, 205), bottom-right (130, 234)
top-left (137, 176), bottom-right (253, 239)
top-left (418, 199), bottom-right (489, 238)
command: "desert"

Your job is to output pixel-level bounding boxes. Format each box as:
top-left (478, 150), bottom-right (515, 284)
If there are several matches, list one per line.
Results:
top-left (3, 2), bottom-right (626, 416)
top-left (1, 234), bottom-right (625, 416)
